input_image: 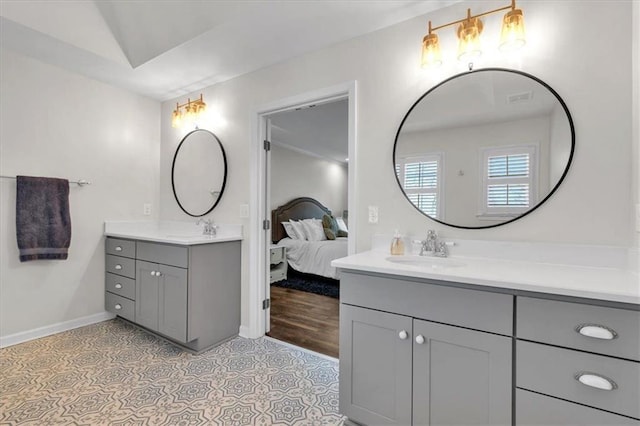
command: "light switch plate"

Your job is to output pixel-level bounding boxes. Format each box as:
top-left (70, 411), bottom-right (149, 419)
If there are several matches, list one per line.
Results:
top-left (239, 204), bottom-right (249, 218)
top-left (143, 203), bottom-right (152, 216)
top-left (368, 206), bottom-right (379, 224)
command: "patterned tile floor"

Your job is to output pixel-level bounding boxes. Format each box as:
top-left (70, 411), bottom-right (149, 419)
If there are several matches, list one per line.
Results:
top-left (0, 319), bottom-right (345, 425)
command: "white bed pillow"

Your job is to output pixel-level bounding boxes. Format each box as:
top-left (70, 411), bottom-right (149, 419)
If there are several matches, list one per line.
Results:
top-left (301, 218), bottom-right (326, 241)
top-left (336, 217), bottom-right (349, 233)
top-left (281, 221), bottom-right (299, 240)
top-left (289, 220), bottom-right (307, 241)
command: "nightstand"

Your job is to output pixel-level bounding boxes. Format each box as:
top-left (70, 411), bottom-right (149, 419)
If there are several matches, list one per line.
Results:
top-left (270, 245), bottom-right (287, 283)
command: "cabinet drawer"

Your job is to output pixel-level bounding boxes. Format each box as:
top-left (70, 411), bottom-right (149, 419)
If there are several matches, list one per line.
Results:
top-left (105, 238), bottom-right (136, 259)
top-left (270, 246), bottom-right (285, 265)
top-left (517, 297), bottom-right (640, 361)
top-left (106, 255), bottom-right (135, 279)
top-left (341, 271), bottom-right (513, 335)
top-left (517, 341), bottom-right (640, 419)
top-left (516, 389), bottom-right (639, 425)
top-left (270, 268), bottom-right (286, 283)
top-left (137, 241), bottom-right (188, 268)
top-left (106, 273), bottom-right (135, 300)
top-left (105, 292), bottom-right (135, 322)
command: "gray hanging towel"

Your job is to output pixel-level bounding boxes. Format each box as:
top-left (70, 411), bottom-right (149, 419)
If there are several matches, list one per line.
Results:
top-left (16, 176), bottom-right (71, 262)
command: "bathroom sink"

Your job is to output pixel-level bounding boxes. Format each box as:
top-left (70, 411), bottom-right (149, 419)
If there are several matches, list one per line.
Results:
top-left (385, 255), bottom-right (466, 269)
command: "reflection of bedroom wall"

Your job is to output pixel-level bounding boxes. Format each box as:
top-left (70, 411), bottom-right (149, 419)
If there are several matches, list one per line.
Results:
top-left (270, 145), bottom-right (348, 217)
top-left (397, 116), bottom-right (551, 227)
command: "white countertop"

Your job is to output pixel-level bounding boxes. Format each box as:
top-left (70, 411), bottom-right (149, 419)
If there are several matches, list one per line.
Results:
top-left (332, 250), bottom-right (640, 305)
top-left (104, 221), bottom-right (242, 245)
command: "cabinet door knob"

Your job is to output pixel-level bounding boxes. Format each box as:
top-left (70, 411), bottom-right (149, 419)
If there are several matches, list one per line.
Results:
top-left (415, 335), bottom-right (425, 344)
top-left (156, 272), bottom-right (162, 277)
top-left (398, 330), bottom-right (409, 340)
top-left (115, 283), bottom-right (122, 289)
top-left (115, 246), bottom-right (123, 251)
top-left (114, 264), bottom-right (122, 270)
top-left (575, 372), bottom-right (617, 391)
top-left (114, 304), bottom-right (122, 310)
top-left (150, 271), bottom-right (156, 276)
top-left (576, 324), bottom-right (617, 340)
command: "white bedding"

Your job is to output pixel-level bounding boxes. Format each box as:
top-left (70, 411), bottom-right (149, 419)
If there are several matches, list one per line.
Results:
top-left (277, 237), bottom-right (348, 279)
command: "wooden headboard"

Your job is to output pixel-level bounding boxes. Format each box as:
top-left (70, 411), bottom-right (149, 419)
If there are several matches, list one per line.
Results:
top-left (271, 197), bottom-right (331, 243)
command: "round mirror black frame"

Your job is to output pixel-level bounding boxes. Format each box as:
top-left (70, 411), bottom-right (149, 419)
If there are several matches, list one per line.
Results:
top-left (171, 128), bottom-right (228, 217)
top-left (393, 68), bottom-right (575, 229)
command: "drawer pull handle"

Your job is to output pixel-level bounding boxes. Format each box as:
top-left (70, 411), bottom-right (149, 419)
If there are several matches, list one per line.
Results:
top-left (576, 324), bottom-right (617, 340)
top-left (114, 264), bottom-right (122, 270)
top-left (398, 330), bottom-right (408, 340)
top-left (115, 246), bottom-right (123, 251)
top-left (115, 283), bottom-right (122, 289)
top-left (114, 304), bottom-right (122, 310)
top-left (575, 372), bottom-right (617, 391)
top-left (415, 335), bottom-right (425, 345)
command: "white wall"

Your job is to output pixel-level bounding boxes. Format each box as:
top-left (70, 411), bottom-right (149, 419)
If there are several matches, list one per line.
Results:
top-left (270, 145), bottom-right (348, 216)
top-left (159, 1), bottom-right (634, 330)
top-left (634, 0), bottom-right (640, 248)
top-left (0, 49), bottom-right (160, 338)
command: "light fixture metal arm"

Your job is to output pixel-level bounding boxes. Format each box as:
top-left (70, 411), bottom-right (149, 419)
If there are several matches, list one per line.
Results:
top-left (428, 0), bottom-right (517, 33)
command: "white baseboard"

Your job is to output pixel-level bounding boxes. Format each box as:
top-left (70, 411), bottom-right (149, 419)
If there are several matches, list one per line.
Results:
top-left (0, 311), bottom-right (116, 348)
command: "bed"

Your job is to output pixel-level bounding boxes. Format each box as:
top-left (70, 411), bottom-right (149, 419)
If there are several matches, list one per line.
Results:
top-left (271, 197), bottom-right (348, 280)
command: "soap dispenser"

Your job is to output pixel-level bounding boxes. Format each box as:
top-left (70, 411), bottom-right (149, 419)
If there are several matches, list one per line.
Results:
top-left (390, 230), bottom-right (405, 255)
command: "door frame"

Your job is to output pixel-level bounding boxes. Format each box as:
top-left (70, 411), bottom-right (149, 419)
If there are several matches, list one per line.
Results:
top-left (244, 81), bottom-right (357, 338)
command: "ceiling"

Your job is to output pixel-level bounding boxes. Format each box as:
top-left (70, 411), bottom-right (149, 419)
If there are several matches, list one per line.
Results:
top-left (0, 0), bottom-right (457, 101)
top-left (269, 99), bottom-right (349, 164)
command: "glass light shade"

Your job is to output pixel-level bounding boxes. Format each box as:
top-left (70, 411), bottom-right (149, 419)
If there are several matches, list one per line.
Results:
top-left (171, 109), bottom-right (182, 128)
top-left (499, 9), bottom-right (526, 52)
top-left (421, 33), bottom-right (442, 68)
top-left (457, 18), bottom-right (483, 61)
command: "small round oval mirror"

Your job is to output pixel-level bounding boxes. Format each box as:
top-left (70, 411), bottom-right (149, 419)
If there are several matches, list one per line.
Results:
top-left (393, 68), bottom-right (574, 229)
top-left (171, 129), bottom-right (227, 217)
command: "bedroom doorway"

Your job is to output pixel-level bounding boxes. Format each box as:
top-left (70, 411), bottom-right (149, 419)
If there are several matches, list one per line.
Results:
top-left (254, 83), bottom-right (356, 358)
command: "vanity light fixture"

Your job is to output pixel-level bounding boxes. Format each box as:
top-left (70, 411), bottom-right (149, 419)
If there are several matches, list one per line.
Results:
top-left (421, 0), bottom-right (526, 68)
top-left (171, 94), bottom-right (207, 128)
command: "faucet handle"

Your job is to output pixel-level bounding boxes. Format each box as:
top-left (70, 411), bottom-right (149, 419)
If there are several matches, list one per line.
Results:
top-left (427, 229), bottom-right (437, 239)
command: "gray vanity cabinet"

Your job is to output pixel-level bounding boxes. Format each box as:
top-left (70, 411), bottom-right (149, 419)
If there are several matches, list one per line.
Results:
top-left (413, 320), bottom-right (512, 426)
top-left (135, 260), bottom-right (188, 343)
top-left (340, 304), bottom-right (413, 425)
top-left (340, 271), bottom-right (513, 426)
top-left (105, 236), bottom-right (241, 352)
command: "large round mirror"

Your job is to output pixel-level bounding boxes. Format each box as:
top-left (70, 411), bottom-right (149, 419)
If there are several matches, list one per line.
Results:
top-left (393, 68), bottom-right (574, 229)
top-left (172, 129), bottom-right (227, 217)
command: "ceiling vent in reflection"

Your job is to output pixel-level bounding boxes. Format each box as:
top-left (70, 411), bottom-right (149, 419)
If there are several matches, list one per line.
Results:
top-left (507, 91), bottom-right (533, 104)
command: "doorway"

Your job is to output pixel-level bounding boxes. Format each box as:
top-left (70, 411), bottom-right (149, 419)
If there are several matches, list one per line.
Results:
top-left (247, 82), bottom-right (357, 355)
top-left (265, 99), bottom-right (348, 357)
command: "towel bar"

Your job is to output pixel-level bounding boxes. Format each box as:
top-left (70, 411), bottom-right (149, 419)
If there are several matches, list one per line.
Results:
top-left (0, 175), bottom-right (91, 186)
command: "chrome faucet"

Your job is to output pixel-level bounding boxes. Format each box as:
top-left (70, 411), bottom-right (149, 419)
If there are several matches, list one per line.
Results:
top-left (196, 218), bottom-right (217, 236)
top-left (420, 230), bottom-right (449, 257)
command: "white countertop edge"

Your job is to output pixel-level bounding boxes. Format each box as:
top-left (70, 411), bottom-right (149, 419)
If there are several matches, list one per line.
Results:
top-left (104, 231), bottom-right (242, 245)
top-left (332, 252), bottom-right (640, 306)
top-left (104, 221), bottom-right (243, 245)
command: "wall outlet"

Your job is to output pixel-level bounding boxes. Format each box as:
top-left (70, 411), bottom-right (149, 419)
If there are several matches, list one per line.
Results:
top-left (239, 204), bottom-right (249, 218)
top-left (143, 203), bottom-right (152, 216)
top-left (368, 206), bottom-right (379, 224)
top-left (636, 204), bottom-right (640, 232)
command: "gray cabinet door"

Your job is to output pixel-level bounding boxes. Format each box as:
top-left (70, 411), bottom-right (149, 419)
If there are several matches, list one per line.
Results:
top-left (413, 319), bottom-right (512, 426)
top-left (136, 260), bottom-right (159, 332)
top-left (158, 264), bottom-right (188, 343)
top-left (340, 304), bottom-right (412, 425)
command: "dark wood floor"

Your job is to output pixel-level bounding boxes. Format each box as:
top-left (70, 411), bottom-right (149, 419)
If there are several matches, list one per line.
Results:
top-left (267, 286), bottom-right (339, 358)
